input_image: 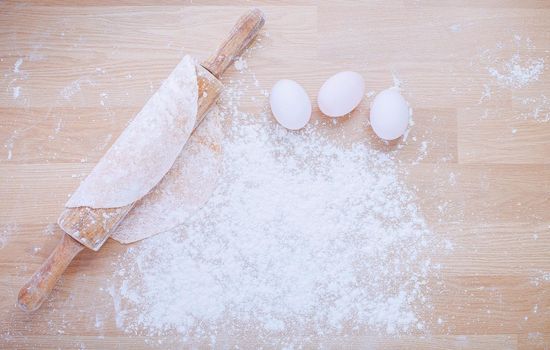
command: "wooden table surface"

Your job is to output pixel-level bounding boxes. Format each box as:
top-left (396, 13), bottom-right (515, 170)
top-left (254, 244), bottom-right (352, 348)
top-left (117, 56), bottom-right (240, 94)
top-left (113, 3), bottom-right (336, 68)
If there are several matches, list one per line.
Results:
top-left (1, 1), bottom-right (549, 349)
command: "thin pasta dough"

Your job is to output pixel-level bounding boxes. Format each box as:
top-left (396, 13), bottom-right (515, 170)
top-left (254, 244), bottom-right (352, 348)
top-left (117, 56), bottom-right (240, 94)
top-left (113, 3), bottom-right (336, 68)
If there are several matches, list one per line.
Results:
top-left (66, 55), bottom-right (198, 209)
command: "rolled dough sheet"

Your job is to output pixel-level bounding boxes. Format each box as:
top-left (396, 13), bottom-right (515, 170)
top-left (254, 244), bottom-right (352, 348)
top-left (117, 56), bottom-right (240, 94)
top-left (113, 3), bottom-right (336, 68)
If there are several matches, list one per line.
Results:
top-left (111, 109), bottom-right (223, 244)
top-left (66, 55), bottom-right (198, 208)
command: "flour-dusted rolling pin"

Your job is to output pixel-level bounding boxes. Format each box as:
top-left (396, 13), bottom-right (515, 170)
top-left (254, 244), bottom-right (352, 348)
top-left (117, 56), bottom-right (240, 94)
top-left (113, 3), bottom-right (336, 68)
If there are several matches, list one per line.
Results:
top-left (18, 8), bottom-right (265, 312)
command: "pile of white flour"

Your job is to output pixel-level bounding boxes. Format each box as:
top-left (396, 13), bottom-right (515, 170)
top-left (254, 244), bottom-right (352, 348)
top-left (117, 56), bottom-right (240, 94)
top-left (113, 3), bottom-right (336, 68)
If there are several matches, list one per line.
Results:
top-left (108, 102), bottom-right (444, 346)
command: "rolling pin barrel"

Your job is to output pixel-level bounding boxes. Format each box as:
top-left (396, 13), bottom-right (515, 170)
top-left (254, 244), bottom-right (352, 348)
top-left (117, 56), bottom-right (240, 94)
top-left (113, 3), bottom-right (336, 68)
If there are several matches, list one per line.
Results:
top-left (17, 233), bottom-right (84, 312)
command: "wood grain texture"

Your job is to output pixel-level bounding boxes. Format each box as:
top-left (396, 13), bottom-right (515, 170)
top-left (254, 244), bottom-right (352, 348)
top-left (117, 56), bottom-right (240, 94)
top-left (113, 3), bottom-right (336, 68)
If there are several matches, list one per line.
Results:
top-left (1, 1), bottom-right (549, 349)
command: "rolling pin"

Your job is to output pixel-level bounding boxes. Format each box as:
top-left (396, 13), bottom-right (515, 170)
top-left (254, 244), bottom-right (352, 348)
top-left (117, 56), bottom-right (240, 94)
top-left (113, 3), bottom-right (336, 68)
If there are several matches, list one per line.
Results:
top-left (18, 8), bottom-right (265, 312)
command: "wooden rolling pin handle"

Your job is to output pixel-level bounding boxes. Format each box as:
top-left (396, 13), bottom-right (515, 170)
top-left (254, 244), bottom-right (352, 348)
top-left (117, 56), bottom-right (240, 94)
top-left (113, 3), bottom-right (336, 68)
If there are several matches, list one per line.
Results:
top-left (202, 8), bottom-right (265, 79)
top-left (17, 233), bottom-right (84, 312)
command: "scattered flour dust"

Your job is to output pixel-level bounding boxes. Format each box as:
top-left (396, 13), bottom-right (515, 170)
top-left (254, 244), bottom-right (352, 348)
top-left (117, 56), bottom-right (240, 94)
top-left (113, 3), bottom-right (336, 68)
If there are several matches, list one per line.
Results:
top-left (479, 34), bottom-right (549, 122)
top-left (1, 223), bottom-right (18, 249)
top-left (60, 77), bottom-right (94, 100)
top-left (488, 54), bottom-right (544, 89)
top-left (233, 57), bottom-right (248, 72)
top-left (483, 35), bottom-right (545, 90)
top-left (514, 94), bottom-right (550, 122)
top-left (108, 111), bottom-right (445, 345)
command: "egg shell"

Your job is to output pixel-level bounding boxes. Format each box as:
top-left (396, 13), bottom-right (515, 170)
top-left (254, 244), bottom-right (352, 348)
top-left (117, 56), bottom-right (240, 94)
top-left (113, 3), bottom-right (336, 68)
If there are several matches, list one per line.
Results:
top-left (317, 71), bottom-right (366, 117)
top-left (269, 79), bottom-right (312, 130)
top-left (369, 88), bottom-right (410, 141)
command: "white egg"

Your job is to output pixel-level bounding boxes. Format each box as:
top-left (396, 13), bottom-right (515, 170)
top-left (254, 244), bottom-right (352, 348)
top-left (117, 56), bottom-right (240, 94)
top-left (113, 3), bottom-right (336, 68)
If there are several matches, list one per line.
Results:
top-left (317, 71), bottom-right (365, 117)
top-left (369, 88), bottom-right (410, 140)
top-left (269, 79), bottom-right (312, 130)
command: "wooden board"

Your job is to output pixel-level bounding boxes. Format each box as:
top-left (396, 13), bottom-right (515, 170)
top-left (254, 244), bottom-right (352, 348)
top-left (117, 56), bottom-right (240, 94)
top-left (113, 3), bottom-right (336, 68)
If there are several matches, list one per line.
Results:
top-left (1, 1), bottom-right (549, 349)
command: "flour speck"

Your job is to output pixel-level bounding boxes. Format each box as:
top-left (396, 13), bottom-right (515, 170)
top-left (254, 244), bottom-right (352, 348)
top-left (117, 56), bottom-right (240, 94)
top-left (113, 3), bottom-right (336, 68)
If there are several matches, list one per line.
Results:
top-left (13, 58), bottom-right (23, 73)
top-left (449, 24), bottom-right (461, 33)
top-left (12, 86), bottom-right (20, 100)
top-left (233, 57), bottom-right (248, 72)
